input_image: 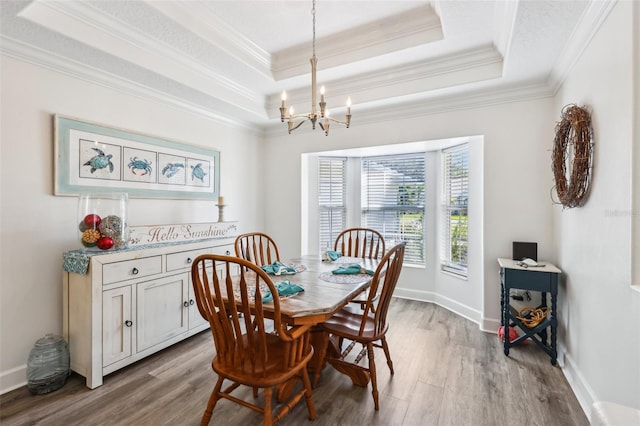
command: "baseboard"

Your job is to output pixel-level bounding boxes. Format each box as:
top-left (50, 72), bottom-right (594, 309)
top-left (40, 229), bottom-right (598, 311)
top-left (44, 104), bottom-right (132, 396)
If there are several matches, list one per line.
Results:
top-left (0, 364), bottom-right (27, 395)
top-left (561, 348), bottom-right (597, 422)
top-left (481, 317), bottom-right (501, 333)
top-left (393, 288), bottom-right (482, 328)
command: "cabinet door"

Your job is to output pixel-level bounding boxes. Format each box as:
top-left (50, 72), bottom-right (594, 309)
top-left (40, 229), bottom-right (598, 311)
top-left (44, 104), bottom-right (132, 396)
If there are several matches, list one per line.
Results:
top-left (188, 249), bottom-right (238, 330)
top-left (103, 286), bottom-right (133, 367)
top-left (136, 274), bottom-right (189, 352)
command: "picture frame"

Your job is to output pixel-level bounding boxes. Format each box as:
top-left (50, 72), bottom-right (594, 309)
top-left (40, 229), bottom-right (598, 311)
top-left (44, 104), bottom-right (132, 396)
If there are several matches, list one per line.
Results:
top-left (54, 114), bottom-right (220, 199)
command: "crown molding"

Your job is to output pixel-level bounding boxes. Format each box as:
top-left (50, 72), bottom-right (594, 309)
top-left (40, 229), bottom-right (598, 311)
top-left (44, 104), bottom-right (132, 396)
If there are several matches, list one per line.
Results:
top-left (271, 5), bottom-right (443, 81)
top-left (266, 45), bottom-right (503, 119)
top-left (493, 0), bottom-right (519, 60)
top-left (263, 80), bottom-right (554, 137)
top-left (1, 37), bottom-right (261, 132)
top-left (18, 0), bottom-right (265, 115)
top-left (146, 1), bottom-right (272, 80)
top-left (548, 0), bottom-right (618, 94)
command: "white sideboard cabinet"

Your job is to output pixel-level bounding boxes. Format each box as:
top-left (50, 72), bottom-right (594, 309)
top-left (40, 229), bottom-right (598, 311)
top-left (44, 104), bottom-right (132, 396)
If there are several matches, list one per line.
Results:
top-left (63, 238), bottom-right (235, 389)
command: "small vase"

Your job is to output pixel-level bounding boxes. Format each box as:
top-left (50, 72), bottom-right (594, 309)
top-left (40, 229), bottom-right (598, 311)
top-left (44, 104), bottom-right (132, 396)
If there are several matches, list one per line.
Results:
top-left (26, 334), bottom-right (70, 394)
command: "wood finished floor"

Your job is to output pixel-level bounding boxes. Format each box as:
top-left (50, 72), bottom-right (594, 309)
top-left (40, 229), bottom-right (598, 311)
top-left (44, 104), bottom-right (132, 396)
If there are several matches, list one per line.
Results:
top-left (1, 299), bottom-right (588, 426)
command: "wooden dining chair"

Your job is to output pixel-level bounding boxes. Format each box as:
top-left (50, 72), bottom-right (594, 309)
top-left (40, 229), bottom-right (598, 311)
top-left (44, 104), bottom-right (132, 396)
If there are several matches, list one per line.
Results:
top-left (320, 242), bottom-right (406, 411)
top-left (191, 254), bottom-right (316, 426)
top-left (235, 232), bottom-right (281, 267)
top-left (334, 228), bottom-right (386, 308)
top-left (333, 228), bottom-right (385, 260)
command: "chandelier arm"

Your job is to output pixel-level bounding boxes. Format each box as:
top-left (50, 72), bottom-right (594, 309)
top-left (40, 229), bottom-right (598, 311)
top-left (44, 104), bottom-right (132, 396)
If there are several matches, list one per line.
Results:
top-left (288, 119), bottom-right (309, 134)
top-left (326, 116), bottom-right (349, 125)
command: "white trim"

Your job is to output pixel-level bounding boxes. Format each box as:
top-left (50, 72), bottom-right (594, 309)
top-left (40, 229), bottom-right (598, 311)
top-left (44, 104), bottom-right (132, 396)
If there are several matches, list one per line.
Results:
top-left (147, 1), bottom-right (272, 79)
top-left (0, 364), bottom-right (27, 395)
top-left (263, 80), bottom-right (553, 137)
top-left (393, 289), bottom-right (482, 327)
top-left (548, 0), bottom-right (618, 93)
top-left (266, 45), bottom-right (503, 118)
top-left (0, 37), bottom-right (262, 132)
top-left (561, 348), bottom-right (598, 422)
top-left (19, 0), bottom-right (263, 106)
top-left (272, 4), bottom-right (443, 80)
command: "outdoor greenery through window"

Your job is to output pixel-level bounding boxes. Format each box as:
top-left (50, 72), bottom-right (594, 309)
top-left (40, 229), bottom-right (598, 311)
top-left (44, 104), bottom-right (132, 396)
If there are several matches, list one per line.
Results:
top-left (318, 157), bottom-right (346, 252)
top-left (441, 144), bottom-right (469, 276)
top-left (362, 154), bottom-right (425, 264)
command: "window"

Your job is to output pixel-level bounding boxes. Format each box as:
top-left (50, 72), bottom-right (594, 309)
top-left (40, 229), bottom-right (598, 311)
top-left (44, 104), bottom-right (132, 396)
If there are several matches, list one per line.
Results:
top-left (362, 154), bottom-right (425, 264)
top-left (441, 144), bottom-right (469, 276)
top-left (318, 157), bottom-right (346, 252)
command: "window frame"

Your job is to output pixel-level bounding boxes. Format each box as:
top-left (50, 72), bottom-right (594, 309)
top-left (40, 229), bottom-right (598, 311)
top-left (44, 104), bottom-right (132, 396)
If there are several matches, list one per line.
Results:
top-left (440, 144), bottom-right (469, 277)
top-left (361, 153), bottom-right (426, 265)
top-left (318, 157), bottom-right (347, 253)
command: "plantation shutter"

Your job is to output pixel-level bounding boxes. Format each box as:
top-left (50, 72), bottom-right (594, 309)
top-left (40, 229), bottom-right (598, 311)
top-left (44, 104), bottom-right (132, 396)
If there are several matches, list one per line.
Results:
top-left (361, 153), bottom-right (425, 264)
top-left (441, 144), bottom-right (469, 276)
top-left (318, 157), bottom-right (346, 252)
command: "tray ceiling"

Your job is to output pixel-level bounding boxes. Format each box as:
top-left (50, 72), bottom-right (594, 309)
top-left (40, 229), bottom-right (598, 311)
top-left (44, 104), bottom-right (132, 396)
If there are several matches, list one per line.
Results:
top-left (0, 0), bottom-right (613, 131)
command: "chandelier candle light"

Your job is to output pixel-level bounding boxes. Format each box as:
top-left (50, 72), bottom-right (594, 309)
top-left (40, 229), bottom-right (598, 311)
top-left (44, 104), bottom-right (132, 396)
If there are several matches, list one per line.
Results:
top-left (279, 0), bottom-right (351, 135)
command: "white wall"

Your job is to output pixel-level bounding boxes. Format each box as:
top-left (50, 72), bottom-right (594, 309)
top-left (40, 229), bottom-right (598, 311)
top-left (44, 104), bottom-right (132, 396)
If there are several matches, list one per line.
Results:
top-left (263, 97), bottom-right (556, 331)
top-left (552, 0), bottom-right (640, 412)
top-left (0, 57), bottom-right (265, 393)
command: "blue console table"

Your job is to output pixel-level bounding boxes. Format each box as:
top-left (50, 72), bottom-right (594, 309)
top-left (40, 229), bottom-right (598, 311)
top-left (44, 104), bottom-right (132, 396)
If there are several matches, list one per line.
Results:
top-left (498, 258), bottom-right (562, 365)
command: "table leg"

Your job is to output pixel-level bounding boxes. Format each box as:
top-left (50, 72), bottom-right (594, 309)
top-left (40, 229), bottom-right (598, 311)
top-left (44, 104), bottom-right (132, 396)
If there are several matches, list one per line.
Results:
top-left (550, 290), bottom-right (558, 365)
top-left (309, 326), bottom-right (330, 388)
top-left (277, 327), bottom-right (329, 401)
top-left (539, 291), bottom-right (548, 345)
top-left (503, 280), bottom-right (510, 356)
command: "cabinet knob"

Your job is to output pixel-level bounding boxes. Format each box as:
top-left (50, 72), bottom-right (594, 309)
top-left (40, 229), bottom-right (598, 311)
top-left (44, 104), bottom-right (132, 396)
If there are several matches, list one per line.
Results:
top-left (125, 320), bottom-right (133, 327)
top-left (132, 267), bottom-right (139, 275)
top-left (183, 301), bottom-right (189, 307)
top-left (189, 299), bottom-right (195, 306)
top-left (225, 250), bottom-right (231, 255)
top-left (187, 257), bottom-right (192, 264)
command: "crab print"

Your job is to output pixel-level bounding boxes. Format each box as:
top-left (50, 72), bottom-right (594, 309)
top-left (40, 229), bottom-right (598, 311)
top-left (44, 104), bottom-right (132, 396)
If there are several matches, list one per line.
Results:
top-left (83, 148), bottom-right (114, 174)
top-left (128, 157), bottom-right (152, 175)
top-left (161, 163), bottom-right (185, 178)
top-left (190, 163), bottom-right (207, 182)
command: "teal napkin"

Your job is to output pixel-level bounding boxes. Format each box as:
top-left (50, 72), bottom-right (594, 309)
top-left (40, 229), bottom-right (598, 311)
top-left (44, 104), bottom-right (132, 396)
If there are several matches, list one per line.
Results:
top-left (332, 264), bottom-right (374, 275)
top-left (262, 280), bottom-right (305, 303)
top-left (323, 250), bottom-right (342, 261)
top-left (260, 261), bottom-right (297, 276)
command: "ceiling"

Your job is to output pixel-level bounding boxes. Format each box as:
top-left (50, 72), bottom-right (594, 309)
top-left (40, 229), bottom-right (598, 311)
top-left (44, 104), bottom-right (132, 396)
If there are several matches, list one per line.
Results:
top-left (0, 1), bottom-right (612, 132)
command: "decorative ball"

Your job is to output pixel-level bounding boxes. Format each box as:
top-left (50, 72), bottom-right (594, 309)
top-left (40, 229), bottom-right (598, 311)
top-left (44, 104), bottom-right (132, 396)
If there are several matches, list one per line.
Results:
top-left (81, 229), bottom-right (101, 245)
top-left (78, 221), bottom-right (90, 232)
top-left (99, 215), bottom-right (123, 239)
top-left (97, 236), bottom-right (114, 250)
top-left (113, 237), bottom-right (127, 249)
top-left (83, 214), bottom-right (102, 229)
top-left (81, 239), bottom-right (97, 248)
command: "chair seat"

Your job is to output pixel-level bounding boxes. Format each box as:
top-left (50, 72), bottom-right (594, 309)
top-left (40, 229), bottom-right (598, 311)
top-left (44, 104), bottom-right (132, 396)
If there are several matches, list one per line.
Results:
top-left (213, 333), bottom-right (314, 388)
top-left (321, 309), bottom-right (387, 342)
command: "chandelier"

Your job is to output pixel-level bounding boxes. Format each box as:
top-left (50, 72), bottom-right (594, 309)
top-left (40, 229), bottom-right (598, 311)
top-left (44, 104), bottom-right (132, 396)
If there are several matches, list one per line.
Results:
top-left (279, 0), bottom-right (351, 135)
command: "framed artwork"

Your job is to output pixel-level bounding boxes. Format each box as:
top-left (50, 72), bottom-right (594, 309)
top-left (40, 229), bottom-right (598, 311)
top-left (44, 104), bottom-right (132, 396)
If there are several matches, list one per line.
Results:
top-left (54, 114), bottom-right (220, 199)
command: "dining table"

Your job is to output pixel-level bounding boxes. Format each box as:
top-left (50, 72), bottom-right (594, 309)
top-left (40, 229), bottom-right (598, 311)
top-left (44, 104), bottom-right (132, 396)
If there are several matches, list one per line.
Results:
top-left (251, 254), bottom-right (382, 394)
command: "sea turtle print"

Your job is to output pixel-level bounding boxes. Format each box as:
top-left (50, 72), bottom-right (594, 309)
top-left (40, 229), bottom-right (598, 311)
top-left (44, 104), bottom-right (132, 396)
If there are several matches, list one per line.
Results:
top-left (83, 148), bottom-right (114, 174)
top-left (190, 163), bottom-right (207, 182)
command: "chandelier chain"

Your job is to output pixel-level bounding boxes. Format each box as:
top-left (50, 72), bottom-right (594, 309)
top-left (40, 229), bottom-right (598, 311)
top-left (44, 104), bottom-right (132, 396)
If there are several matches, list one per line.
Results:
top-left (312, 0), bottom-right (316, 58)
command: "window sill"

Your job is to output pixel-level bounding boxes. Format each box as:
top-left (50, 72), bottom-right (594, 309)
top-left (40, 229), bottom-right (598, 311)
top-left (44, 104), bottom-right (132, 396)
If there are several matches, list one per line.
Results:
top-left (404, 262), bottom-right (426, 270)
top-left (440, 268), bottom-right (468, 281)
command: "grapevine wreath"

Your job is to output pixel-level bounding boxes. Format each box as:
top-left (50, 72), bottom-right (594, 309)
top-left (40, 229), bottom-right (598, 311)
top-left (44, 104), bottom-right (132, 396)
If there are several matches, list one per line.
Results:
top-left (552, 104), bottom-right (594, 208)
